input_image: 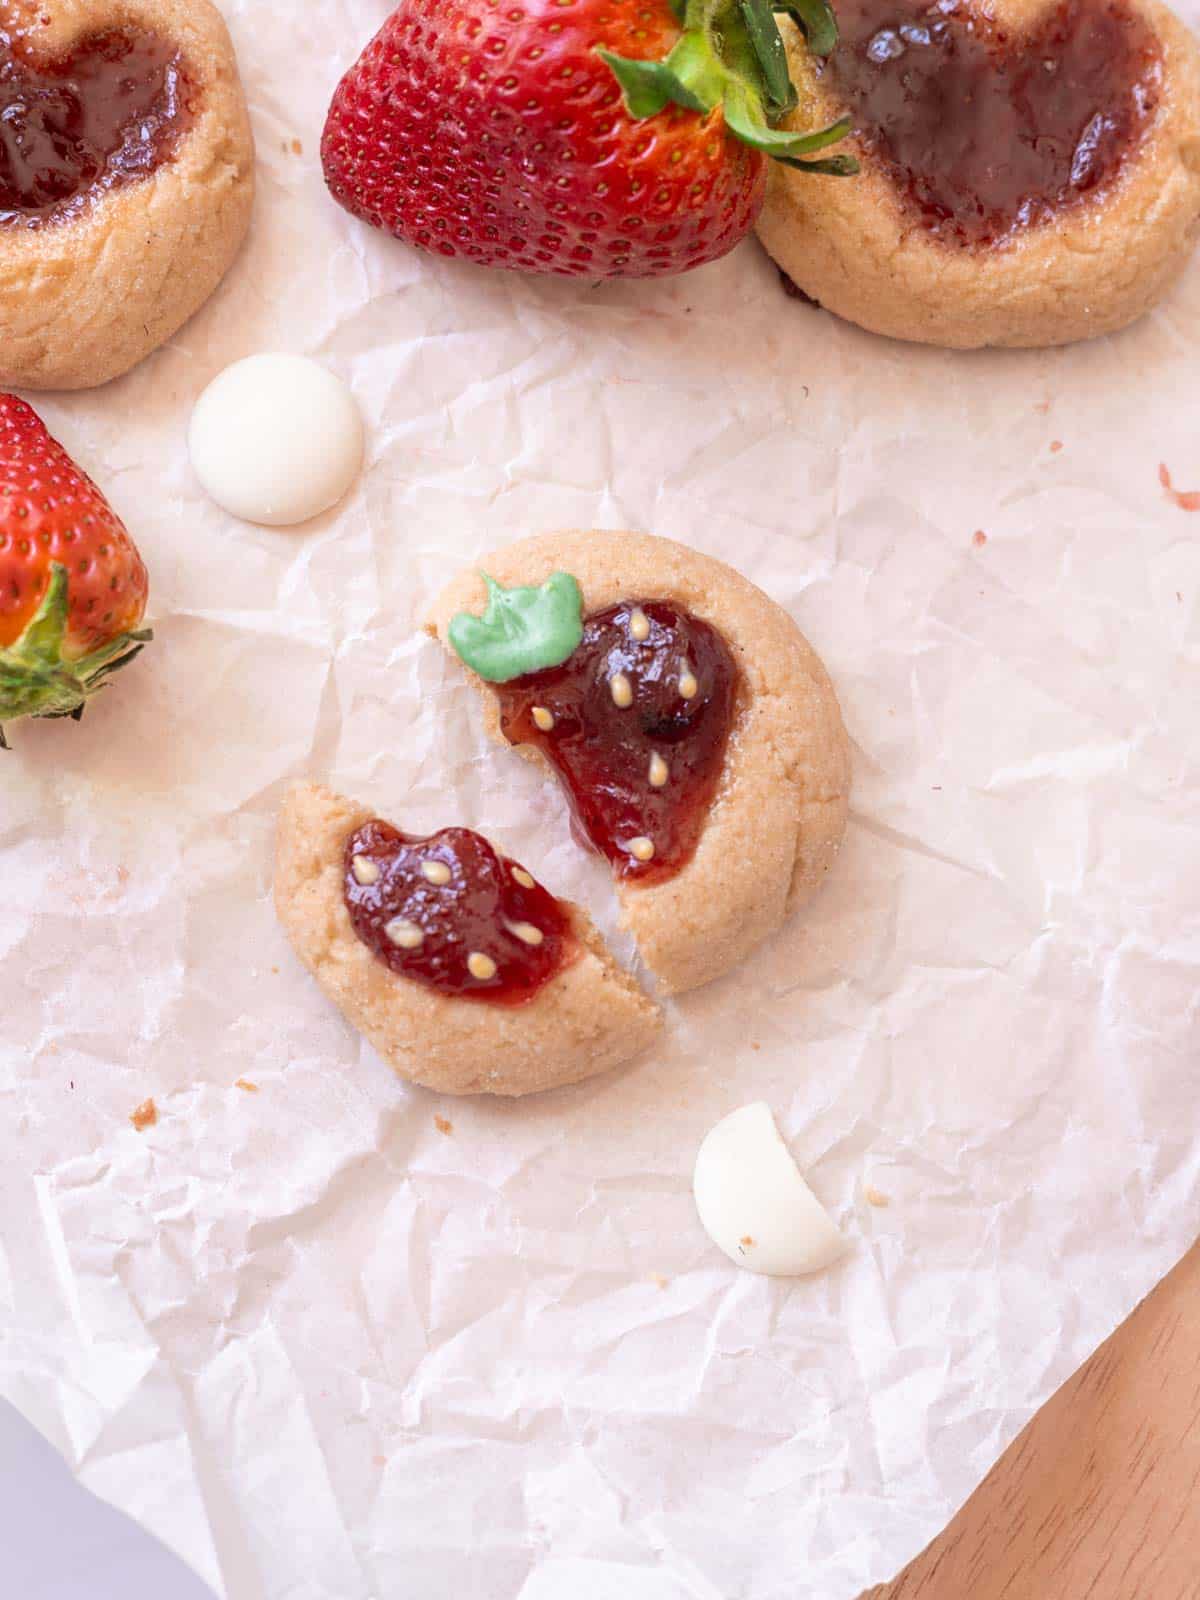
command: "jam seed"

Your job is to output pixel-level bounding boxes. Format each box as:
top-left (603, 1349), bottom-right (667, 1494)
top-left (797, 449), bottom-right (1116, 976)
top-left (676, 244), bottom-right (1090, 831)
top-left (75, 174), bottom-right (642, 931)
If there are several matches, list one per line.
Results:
top-left (352, 855), bottom-right (381, 886)
top-left (628, 837), bottom-right (656, 862)
top-left (422, 860), bottom-right (452, 886)
top-left (610, 672), bottom-right (634, 709)
top-left (385, 917), bottom-right (424, 950)
top-left (648, 753), bottom-right (669, 788)
top-left (511, 866), bottom-right (536, 889)
top-left (508, 921), bottom-right (545, 946)
top-left (629, 607), bottom-right (650, 642)
top-left (679, 667), bottom-right (699, 700)
top-left (468, 951), bottom-right (498, 980)
top-left (532, 705), bottom-right (555, 731)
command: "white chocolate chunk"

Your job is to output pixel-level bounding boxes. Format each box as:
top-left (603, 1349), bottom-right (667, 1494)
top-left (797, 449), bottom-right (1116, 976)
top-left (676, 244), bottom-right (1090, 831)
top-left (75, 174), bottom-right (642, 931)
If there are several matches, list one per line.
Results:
top-left (693, 1103), bottom-right (846, 1278)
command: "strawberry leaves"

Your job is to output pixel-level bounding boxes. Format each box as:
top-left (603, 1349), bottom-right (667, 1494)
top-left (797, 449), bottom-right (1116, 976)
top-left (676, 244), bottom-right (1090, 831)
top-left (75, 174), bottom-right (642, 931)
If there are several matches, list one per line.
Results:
top-left (600, 0), bottom-right (856, 173)
top-left (0, 563), bottom-right (152, 748)
top-left (449, 573), bottom-right (584, 684)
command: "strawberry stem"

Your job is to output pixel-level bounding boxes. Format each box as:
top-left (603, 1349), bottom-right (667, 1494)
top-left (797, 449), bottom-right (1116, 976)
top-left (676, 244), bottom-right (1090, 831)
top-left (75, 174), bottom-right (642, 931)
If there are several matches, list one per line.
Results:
top-left (599, 0), bottom-right (856, 173)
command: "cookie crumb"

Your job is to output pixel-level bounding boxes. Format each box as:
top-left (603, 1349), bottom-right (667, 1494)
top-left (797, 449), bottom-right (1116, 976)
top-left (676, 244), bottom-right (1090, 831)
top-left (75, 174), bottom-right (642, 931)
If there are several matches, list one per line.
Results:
top-left (972, 529), bottom-right (987, 548)
top-left (131, 1098), bottom-right (157, 1131)
top-left (864, 1184), bottom-right (890, 1208)
top-left (435, 1116), bottom-right (454, 1136)
top-left (738, 1235), bottom-right (756, 1251)
top-left (1159, 462), bottom-right (1200, 511)
top-left (649, 1272), bottom-right (669, 1289)
top-left (236, 1079), bottom-right (259, 1094)
top-left (291, 138), bottom-right (303, 156)
top-left (1034, 399), bottom-right (1051, 414)
top-left (1049, 440), bottom-right (1063, 454)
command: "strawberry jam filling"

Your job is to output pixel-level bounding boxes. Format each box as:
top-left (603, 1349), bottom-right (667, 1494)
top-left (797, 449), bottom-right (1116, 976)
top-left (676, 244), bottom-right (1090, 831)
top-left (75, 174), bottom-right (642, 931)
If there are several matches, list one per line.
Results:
top-left (493, 602), bottom-right (738, 886)
top-left (344, 822), bottom-right (578, 1006)
top-left (824, 0), bottom-right (1162, 248)
top-left (0, 26), bottom-right (193, 227)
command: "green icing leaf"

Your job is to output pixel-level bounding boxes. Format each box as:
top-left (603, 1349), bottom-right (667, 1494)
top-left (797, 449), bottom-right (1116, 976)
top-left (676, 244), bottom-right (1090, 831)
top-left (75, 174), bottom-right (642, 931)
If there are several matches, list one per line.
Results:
top-left (449, 572), bottom-right (584, 684)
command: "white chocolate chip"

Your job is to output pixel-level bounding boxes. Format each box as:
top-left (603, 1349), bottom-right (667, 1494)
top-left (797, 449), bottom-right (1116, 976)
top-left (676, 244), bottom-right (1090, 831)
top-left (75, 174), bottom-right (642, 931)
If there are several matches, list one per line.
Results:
top-left (351, 855), bottom-right (380, 886)
top-left (511, 867), bottom-right (536, 890)
top-left (468, 951), bottom-right (498, 981)
top-left (629, 837), bottom-right (656, 863)
top-left (648, 752), bottom-right (669, 789)
top-left (385, 918), bottom-right (424, 950)
top-left (629, 608), bottom-right (650, 642)
top-left (532, 705), bottom-right (555, 732)
top-left (508, 921), bottom-right (545, 947)
top-left (422, 860), bottom-right (452, 886)
top-left (679, 667), bottom-right (699, 701)
top-left (610, 672), bottom-right (634, 709)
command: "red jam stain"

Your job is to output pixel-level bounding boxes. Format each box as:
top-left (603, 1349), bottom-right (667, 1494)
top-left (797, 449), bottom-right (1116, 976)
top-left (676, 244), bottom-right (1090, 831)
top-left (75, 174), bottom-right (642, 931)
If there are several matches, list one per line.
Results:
top-left (1159, 462), bottom-right (1200, 511)
top-left (493, 602), bottom-right (739, 886)
top-left (0, 25), bottom-right (193, 228)
top-left (823, 0), bottom-right (1162, 247)
top-left (344, 822), bottom-right (578, 1006)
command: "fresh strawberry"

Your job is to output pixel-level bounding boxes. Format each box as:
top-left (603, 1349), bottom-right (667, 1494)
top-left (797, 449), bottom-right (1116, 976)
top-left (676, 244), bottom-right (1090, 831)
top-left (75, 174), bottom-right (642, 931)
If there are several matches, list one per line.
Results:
top-left (321, 0), bottom-right (854, 279)
top-left (0, 395), bottom-right (151, 748)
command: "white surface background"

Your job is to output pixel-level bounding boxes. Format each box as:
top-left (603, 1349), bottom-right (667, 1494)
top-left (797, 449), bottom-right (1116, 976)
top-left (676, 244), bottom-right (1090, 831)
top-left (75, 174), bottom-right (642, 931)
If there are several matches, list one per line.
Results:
top-left (3, 1), bottom-right (1199, 1597)
top-left (0, 1401), bottom-right (214, 1598)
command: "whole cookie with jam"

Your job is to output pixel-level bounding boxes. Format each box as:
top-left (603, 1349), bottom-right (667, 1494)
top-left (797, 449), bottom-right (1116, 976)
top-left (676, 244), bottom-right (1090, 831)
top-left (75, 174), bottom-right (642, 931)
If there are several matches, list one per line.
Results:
top-left (427, 531), bottom-right (851, 997)
top-left (0, 0), bottom-right (254, 390)
top-left (275, 783), bottom-right (662, 1098)
top-left (756, 0), bottom-right (1200, 348)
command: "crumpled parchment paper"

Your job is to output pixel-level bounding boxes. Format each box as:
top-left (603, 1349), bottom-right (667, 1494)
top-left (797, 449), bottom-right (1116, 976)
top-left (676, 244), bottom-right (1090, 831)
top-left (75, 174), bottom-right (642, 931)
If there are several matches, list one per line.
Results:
top-left (3, 2), bottom-right (1199, 1595)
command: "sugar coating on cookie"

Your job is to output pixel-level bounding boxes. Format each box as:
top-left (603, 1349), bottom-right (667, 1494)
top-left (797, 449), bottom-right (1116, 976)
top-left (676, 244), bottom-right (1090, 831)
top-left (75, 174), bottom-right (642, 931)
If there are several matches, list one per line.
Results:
top-left (274, 783), bottom-right (662, 1098)
top-left (757, 0), bottom-right (1200, 348)
top-left (0, 0), bottom-right (255, 391)
top-left (189, 355), bottom-right (364, 527)
top-left (427, 530), bottom-right (852, 998)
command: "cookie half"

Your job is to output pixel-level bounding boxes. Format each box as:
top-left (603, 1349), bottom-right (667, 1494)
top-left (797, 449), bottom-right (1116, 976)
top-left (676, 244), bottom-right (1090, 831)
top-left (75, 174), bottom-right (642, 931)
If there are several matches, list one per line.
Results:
top-left (275, 783), bottom-right (662, 1098)
top-left (0, 0), bottom-right (255, 390)
top-left (756, 0), bottom-right (1200, 349)
top-left (427, 531), bottom-right (851, 996)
